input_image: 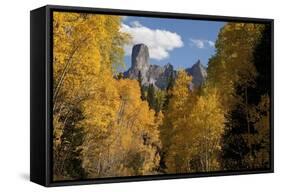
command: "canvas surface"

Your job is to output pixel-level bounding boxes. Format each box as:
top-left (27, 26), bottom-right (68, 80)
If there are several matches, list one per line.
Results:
top-left (52, 11), bottom-right (272, 182)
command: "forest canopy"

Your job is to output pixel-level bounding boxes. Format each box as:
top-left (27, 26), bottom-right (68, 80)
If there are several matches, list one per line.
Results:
top-left (52, 12), bottom-right (271, 181)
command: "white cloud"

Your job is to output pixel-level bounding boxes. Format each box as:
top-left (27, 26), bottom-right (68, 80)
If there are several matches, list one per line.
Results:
top-left (189, 39), bottom-right (205, 49)
top-left (120, 21), bottom-right (184, 60)
top-left (130, 20), bottom-right (142, 27)
top-left (208, 40), bottom-right (215, 47)
top-left (189, 38), bottom-right (215, 49)
top-left (121, 16), bottom-right (128, 21)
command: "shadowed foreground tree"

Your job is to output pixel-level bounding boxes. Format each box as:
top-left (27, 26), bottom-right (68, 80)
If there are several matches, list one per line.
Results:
top-left (207, 23), bottom-right (271, 170)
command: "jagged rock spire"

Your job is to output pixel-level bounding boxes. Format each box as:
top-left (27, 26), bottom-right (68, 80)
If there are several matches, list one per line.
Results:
top-left (186, 60), bottom-right (207, 87)
top-left (124, 44), bottom-right (207, 90)
top-left (131, 44), bottom-right (150, 70)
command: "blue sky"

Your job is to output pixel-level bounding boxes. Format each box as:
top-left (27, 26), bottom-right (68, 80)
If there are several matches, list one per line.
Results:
top-left (120, 16), bottom-right (225, 71)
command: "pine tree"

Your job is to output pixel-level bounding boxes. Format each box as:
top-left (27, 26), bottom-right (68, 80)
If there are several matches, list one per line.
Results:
top-left (147, 84), bottom-right (156, 110)
top-left (163, 72), bottom-right (175, 109)
top-left (154, 90), bottom-right (166, 113)
top-left (138, 71), bottom-right (146, 100)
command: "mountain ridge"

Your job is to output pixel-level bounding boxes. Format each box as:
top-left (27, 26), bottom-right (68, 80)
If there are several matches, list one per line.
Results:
top-left (124, 44), bottom-right (207, 89)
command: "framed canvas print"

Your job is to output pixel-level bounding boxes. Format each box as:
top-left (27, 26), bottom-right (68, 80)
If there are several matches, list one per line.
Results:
top-left (30, 5), bottom-right (274, 187)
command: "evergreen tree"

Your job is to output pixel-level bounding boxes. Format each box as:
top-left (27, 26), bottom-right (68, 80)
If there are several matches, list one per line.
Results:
top-left (154, 90), bottom-right (166, 113)
top-left (138, 71), bottom-right (146, 100)
top-left (163, 72), bottom-right (175, 109)
top-left (147, 84), bottom-right (156, 110)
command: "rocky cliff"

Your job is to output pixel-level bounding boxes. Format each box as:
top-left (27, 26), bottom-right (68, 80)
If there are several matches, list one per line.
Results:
top-left (124, 44), bottom-right (207, 89)
top-left (124, 44), bottom-right (150, 84)
top-left (186, 59), bottom-right (207, 88)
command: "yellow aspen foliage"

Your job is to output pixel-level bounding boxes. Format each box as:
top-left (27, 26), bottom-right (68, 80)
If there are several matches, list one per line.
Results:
top-left (161, 70), bottom-right (194, 173)
top-left (188, 87), bottom-right (225, 171)
top-left (208, 23), bottom-right (264, 110)
top-left (165, 71), bottom-right (193, 134)
top-left (112, 79), bottom-right (161, 176)
top-left (80, 79), bottom-right (161, 178)
top-left (52, 12), bottom-right (130, 180)
top-left (53, 12), bottom-right (129, 113)
top-left (162, 72), bottom-right (225, 173)
top-left (207, 23), bottom-right (270, 170)
top-left (53, 11), bottom-right (160, 180)
top-left (52, 11), bottom-right (270, 180)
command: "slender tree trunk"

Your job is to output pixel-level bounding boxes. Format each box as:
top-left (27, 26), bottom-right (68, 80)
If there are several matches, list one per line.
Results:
top-left (53, 37), bottom-right (88, 111)
top-left (53, 46), bottom-right (79, 111)
top-left (204, 127), bottom-right (208, 172)
top-left (245, 87), bottom-right (250, 134)
top-left (245, 87), bottom-right (253, 166)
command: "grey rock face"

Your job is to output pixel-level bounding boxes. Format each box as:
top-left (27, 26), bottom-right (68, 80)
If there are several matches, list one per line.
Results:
top-left (124, 44), bottom-right (150, 84)
top-left (124, 44), bottom-right (207, 90)
top-left (186, 59), bottom-right (207, 88)
top-left (150, 63), bottom-right (175, 89)
top-left (132, 44), bottom-right (149, 70)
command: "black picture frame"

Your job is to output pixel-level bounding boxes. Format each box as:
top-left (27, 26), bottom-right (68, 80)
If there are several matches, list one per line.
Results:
top-left (30, 4), bottom-right (274, 187)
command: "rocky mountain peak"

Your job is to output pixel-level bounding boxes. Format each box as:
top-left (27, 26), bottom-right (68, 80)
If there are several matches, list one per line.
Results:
top-left (124, 44), bottom-right (150, 84)
top-left (194, 59), bottom-right (202, 65)
top-left (186, 59), bottom-right (207, 87)
top-left (164, 63), bottom-right (173, 70)
top-left (131, 44), bottom-right (149, 70)
top-left (124, 44), bottom-right (207, 90)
